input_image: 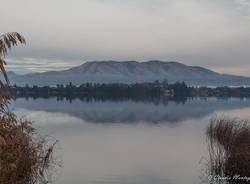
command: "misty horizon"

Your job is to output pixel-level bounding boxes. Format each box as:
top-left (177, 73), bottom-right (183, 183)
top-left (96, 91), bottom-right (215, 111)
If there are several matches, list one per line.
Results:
top-left (5, 59), bottom-right (250, 77)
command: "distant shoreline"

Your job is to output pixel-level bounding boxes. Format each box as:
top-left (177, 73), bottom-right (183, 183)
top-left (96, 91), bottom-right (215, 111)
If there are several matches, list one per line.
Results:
top-left (2, 81), bottom-right (250, 102)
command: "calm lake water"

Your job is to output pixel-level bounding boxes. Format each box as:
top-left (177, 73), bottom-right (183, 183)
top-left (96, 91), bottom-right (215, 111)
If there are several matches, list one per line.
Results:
top-left (10, 97), bottom-right (250, 184)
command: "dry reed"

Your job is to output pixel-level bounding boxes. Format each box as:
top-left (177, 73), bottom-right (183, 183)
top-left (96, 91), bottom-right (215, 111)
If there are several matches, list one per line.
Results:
top-left (206, 117), bottom-right (250, 184)
top-left (0, 32), bottom-right (60, 184)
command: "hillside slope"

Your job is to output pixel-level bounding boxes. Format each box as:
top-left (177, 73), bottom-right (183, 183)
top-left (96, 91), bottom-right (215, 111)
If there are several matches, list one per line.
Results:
top-left (7, 60), bottom-right (250, 86)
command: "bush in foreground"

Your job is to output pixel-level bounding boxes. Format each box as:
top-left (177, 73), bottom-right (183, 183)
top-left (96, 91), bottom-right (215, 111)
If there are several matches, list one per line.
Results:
top-left (0, 104), bottom-right (59, 184)
top-left (0, 32), bottom-right (60, 184)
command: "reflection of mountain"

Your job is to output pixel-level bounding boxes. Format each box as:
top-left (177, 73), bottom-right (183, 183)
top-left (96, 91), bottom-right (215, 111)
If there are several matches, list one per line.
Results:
top-left (10, 98), bottom-right (250, 124)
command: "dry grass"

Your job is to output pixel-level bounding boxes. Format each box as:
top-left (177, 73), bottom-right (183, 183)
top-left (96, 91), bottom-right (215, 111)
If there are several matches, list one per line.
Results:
top-left (0, 106), bottom-right (59, 184)
top-left (0, 32), bottom-right (60, 184)
top-left (206, 117), bottom-right (250, 184)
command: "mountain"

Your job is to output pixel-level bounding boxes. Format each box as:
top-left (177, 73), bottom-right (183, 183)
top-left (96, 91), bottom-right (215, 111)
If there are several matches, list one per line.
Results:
top-left (7, 60), bottom-right (250, 86)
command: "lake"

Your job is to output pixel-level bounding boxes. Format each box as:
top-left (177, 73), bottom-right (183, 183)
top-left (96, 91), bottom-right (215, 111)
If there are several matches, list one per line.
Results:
top-left (10, 97), bottom-right (250, 184)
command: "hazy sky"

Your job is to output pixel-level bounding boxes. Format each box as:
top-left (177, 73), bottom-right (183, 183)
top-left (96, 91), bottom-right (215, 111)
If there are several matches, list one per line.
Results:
top-left (1, 0), bottom-right (250, 75)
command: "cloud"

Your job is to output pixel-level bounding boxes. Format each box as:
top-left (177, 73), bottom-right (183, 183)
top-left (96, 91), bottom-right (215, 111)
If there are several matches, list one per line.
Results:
top-left (1, 0), bottom-right (250, 75)
top-left (212, 65), bottom-right (250, 76)
top-left (6, 58), bottom-right (81, 74)
top-left (235, 0), bottom-right (250, 6)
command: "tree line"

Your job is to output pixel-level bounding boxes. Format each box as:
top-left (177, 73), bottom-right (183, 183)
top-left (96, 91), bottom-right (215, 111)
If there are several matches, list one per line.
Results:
top-left (6, 80), bottom-right (250, 100)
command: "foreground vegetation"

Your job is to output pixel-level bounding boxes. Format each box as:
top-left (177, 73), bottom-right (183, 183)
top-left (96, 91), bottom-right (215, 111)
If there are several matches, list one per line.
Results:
top-left (0, 32), bottom-right (59, 184)
top-left (206, 117), bottom-right (250, 184)
top-left (0, 106), bottom-right (58, 184)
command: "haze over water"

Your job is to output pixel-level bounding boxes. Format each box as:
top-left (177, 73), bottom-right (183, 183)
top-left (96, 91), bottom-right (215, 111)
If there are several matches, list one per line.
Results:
top-left (10, 97), bottom-right (250, 184)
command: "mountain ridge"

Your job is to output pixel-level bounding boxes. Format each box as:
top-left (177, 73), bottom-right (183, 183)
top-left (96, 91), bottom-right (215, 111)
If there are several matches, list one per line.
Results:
top-left (7, 60), bottom-right (250, 86)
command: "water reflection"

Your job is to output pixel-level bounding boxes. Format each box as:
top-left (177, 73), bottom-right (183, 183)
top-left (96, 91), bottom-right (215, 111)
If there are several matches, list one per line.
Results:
top-left (9, 98), bottom-right (250, 184)
top-left (10, 97), bottom-right (250, 124)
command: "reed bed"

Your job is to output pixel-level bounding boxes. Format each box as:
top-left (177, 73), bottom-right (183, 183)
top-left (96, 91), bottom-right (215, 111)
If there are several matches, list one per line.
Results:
top-left (0, 32), bottom-right (60, 184)
top-left (206, 117), bottom-right (250, 184)
top-left (0, 104), bottom-right (59, 184)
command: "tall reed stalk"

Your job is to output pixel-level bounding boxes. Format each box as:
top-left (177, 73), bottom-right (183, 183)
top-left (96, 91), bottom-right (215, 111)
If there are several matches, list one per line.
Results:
top-left (0, 32), bottom-right (60, 184)
top-left (206, 117), bottom-right (250, 184)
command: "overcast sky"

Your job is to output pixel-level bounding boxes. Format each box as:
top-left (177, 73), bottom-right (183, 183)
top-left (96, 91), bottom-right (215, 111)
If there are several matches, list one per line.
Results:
top-left (1, 0), bottom-right (250, 75)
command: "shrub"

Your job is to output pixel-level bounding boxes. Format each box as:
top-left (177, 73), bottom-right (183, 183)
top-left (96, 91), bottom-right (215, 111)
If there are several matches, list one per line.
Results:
top-left (0, 104), bottom-right (59, 184)
top-left (0, 32), bottom-right (60, 184)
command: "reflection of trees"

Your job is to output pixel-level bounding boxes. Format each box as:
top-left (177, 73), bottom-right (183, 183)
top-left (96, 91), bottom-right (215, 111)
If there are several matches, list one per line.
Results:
top-left (23, 95), bottom-right (188, 104)
top-left (206, 117), bottom-right (250, 184)
top-left (12, 98), bottom-right (250, 124)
